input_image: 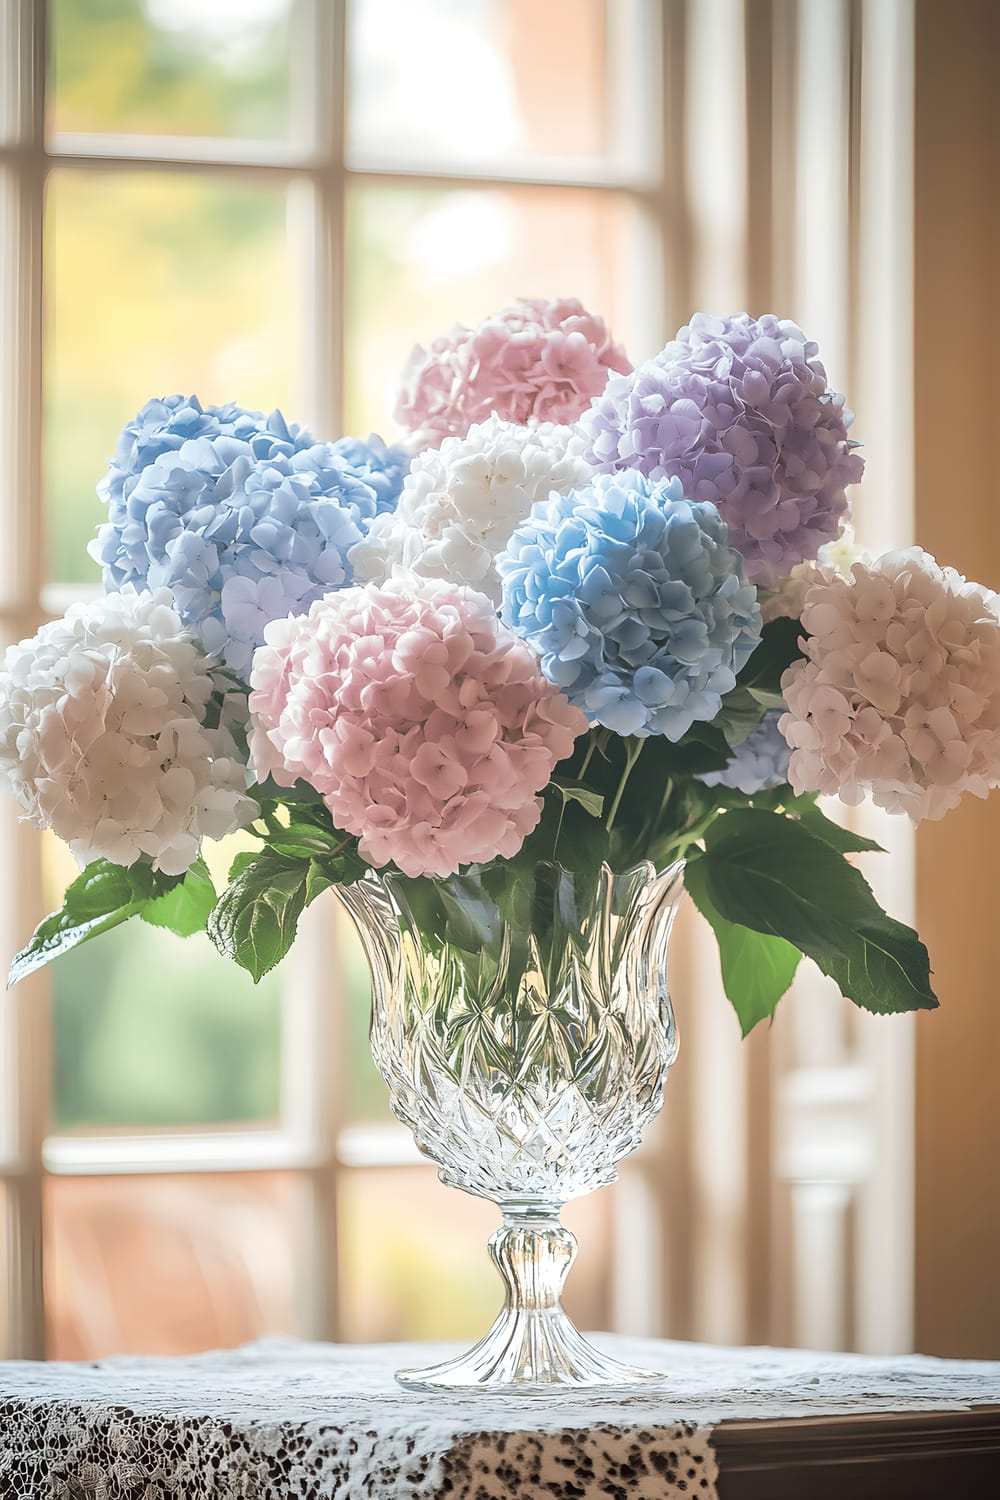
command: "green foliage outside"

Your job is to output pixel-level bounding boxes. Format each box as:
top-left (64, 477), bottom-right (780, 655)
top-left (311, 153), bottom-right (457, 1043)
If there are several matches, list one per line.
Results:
top-left (51, 0), bottom-right (292, 140)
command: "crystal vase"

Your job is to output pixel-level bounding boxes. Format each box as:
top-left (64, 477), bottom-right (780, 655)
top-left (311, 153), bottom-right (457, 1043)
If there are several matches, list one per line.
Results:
top-left (337, 858), bottom-right (683, 1390)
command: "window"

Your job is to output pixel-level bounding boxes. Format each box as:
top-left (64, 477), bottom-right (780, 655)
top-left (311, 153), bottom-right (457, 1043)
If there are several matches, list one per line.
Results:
top-left (0, 0), bottom-right (669, 1359)
top-left (1, 0), bottom-right (917, 1361)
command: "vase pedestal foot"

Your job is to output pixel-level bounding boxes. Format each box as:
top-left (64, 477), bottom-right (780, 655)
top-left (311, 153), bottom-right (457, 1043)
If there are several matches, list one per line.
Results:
top-left (396, 1215), bottom-right (664, 1391)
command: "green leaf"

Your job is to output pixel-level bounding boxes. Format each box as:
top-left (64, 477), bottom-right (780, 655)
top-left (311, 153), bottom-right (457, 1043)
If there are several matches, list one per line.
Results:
top-left (302, 843), bottom-right (367, 905)
top-left (713, 685), bottom-right (768, 749)
top-left (658, 721), bottom-right (732, 775)
top-left (534, 792), bottom-right (610, 884)
top-left (141, 858), bottom-right (217, 937)
top-left (228, 850), bottom-right (259, 883)
top-left (303, 858), bottom-right (336, 907)
top-left (264, 823), bottom-right (349, 859)
top-left (206, 853), bottom-right (309, 983)
top-left (685, 857), bottom-right (802, 1034)
top-left (550, 779), bottom-right (605, 818)
top-left (737, 615), bottom-right (806, 696)
top-left (694, 809), bottom-right (937, 1015)
top-left (438, 873), bottom-right (506, 952)
top-left (8, 860), bottom-right (155, 986)
top-left (791, 798), bottom-right (885, 855)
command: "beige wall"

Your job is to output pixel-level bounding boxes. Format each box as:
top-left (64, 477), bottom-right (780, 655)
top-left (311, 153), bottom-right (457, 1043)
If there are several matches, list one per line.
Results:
top-left (914, 0), bottom-right (1000, 1358)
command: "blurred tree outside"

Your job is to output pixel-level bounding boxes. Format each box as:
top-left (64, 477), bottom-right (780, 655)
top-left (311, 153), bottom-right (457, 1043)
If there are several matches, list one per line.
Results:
top-left (51, 0), bottom-right (293, 140)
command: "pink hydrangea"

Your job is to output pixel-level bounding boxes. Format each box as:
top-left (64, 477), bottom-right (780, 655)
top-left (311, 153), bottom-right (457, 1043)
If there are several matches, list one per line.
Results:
top-left (761, 525), bottom-right (870, 622)
top-left (248, 576), bottom-right (588, 877)
top-left (392, 298), bottom-right (631, 449)
top-left (779, 548), bottom-right (1000, 821)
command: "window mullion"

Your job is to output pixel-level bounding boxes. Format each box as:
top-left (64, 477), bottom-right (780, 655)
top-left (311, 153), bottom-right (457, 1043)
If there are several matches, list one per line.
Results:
top-left (0, 0), bottom-right (49, 1362)
top-left (278, 0), bottom-right (348, 1345)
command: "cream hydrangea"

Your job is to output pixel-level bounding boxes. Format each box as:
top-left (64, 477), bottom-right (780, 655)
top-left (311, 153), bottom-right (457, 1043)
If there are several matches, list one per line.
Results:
top-left (779, 548), bottom-right (1000, 820)
top-left (760, 524), bottom-right (870, 623)
top-left (349, 415), bottom-right (592, 603)
top-left (0, 586), bottom-right (258, 875)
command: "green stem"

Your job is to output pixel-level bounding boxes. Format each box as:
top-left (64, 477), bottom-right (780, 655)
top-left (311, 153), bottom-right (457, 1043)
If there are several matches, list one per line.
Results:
top-left (605, 737), bottom-right (645, 833)
top-left (551, 797), bottom-right (568, 864)
top-left (577, 731), bottom-right (598, 784)
top-left (662, 806), bottom-right (724, 863)
top-left (551, 728), bottom-right (602, 863)
top-left (651, 774), bottom-right (675, 842)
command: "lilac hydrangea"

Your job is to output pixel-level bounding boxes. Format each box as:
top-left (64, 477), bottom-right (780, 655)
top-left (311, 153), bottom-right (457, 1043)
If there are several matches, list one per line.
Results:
top-left (574, 313), bottom-right (864, 587)
top-left (91, 429), bottom-right (410, 681)
top-left (698, 708), bottom-right (791, 794)
top-left (100, 395), bottom-right (314, 511)
top-left (497, 471), bottom-right (761, 739)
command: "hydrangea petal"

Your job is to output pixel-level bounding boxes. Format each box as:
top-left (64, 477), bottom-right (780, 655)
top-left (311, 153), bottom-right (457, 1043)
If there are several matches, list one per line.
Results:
top-left (779, 548), bottom-right (1000, 820)
top-left (350, 415), bottom-right (592, 603)
top-left (248, 576), bottom-right (588, 878)
top-left (92, 405), bottom-right (410, 679)
top-left (574, 313), bottom-right (864, 587)
top-left (497, 470), bottom-right (762, 741)
top-left (0, 586), bottom-right (257, 873)
top-left (393, 298), bottom-right (631, 448)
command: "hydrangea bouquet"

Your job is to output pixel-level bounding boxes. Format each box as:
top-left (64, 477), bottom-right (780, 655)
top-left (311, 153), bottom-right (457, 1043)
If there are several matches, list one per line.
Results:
top-left (4, 299), bottom-right (999, 1040)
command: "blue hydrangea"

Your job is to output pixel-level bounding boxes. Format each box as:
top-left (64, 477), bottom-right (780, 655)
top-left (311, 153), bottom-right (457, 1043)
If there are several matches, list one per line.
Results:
top-left (90, 428), bottom-right (410, 681)
top-left (496, 471), bottom-right (762, 739)
top-left (698, 708), bottom-right (791, 794)
top-left (327, 434), bottom-right (411, 513)
top-left (100, 395), bottom-right (314, 511)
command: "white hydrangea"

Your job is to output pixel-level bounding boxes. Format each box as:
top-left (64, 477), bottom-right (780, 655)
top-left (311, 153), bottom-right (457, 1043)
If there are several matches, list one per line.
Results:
top-left (779, 548), bottom-right (1000, 821)
top-left (760, 524), bottom-right (870, 623)
top-left (0, 586), bottom-right (258, 875)
top-left (349, 415), bottom-right (592, 602)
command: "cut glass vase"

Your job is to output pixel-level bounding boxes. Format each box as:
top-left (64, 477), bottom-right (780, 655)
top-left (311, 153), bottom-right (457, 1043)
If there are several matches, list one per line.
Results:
top-left (338, 858), bottom-right (683, 1391)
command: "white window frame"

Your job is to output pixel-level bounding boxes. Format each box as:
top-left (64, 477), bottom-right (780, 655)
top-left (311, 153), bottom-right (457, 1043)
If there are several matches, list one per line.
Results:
top-left (0, 0), bottom-right (676, 1358)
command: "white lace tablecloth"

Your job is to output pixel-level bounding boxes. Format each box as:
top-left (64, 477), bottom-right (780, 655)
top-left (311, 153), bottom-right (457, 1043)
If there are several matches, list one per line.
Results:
top-left (1, 1334), bottom-right (999, 1499)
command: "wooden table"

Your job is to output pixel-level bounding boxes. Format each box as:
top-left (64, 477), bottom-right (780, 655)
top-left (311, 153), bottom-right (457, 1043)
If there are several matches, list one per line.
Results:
top-left (714, 1408), bottom-right (1000, 1496)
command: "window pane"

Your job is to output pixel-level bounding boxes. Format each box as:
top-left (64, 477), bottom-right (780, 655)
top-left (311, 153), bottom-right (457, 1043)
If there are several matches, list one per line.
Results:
top-left (348, 0), bottom-right (610, 164)
top-left (338, 1167), bottom-right (614, 1341)
top-left (45, 1172), bottom-right (298, 1358)
top-left (44, 169), bottom-right (303, 584)
top-left (49, 0), bottom-right (300, 141)
top-left (46, 835), bottom-right (282, 1131)
top-left (345, 183), bottom-right (648, 435)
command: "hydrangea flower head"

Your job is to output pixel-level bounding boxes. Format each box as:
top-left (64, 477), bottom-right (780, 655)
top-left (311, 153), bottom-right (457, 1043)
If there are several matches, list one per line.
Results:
top-left (350, 416), bottom-right (592, 603)
top-left (393, 298), bottom-right (632, 448)
top-left (497, 471), bottom-right (762, 740)
top-left (328, 433), bottom-right (411, 512)
top-left (249, 576), bottom-right (587, 878)
top-left (779, 548), bottom-right (1000, 821)
top-left (575, 313), bottom-right (864, 587)
top-left (0, 586), bottom-right (257, 875)
top-left (91, 431), bottom-right (409, 681)
top-left (761, 523), bottom-right (870, 623)
top-left (699, 708), bottom-right (791, 794)
top-left (101, 394), bottom-right (314, 511)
